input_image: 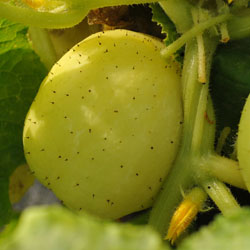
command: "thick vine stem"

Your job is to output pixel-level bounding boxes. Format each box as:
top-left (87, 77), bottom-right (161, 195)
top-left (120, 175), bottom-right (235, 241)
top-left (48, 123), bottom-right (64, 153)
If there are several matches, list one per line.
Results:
top-left (200, 154), bottom-right (246, 190)
top-left (28, 27), bottom-right (57, 70)
top-left (148, 151), bottom-right (195, 237)
top-left (191, 37), bottom-right (217, 154)
top-left (149, 5), bottom-right (225, 236)
top-left (148, 39), bottom-right (216, 237)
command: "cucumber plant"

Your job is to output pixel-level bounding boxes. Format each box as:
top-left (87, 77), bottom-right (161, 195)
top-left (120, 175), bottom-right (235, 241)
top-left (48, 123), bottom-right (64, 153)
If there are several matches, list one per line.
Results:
top-left (238, 94), bottom-right (250, 191)
top-left (4, 0), bottom-right (250, 244)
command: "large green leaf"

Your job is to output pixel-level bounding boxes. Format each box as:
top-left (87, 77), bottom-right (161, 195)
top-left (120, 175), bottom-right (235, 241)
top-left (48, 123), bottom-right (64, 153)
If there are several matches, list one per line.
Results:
top-left (178, 207), bottom-right (250, 250)
top-left (211, 37), bottom-right (250, 131)
top-left (210, 37), bottom-right (250, 154)
top-left (0, 205), bottom-right (170, 250)
top-left (0, 18), bottom-right (47, 226)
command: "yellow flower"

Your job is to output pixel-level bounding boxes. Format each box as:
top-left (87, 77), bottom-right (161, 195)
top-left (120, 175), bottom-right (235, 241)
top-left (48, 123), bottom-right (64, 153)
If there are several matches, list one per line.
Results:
top-left (165, 187), bottom-right (207, 244)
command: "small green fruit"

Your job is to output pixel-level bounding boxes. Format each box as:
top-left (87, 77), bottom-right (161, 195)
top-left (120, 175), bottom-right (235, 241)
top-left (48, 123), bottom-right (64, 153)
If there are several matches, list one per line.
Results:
top-left (23, 30), bottom-right (182, 219)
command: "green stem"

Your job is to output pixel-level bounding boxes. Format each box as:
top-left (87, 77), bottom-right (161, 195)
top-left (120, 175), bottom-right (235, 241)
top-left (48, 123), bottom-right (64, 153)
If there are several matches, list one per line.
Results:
top-left (148, 151), bottom-right (194, 237)
top-left (28, 27), bottom-right (57, 70)
top-left (216, 127), bottom-right (231, 154)
top-left (201, 179), bottom-right (240, 214)
top-left (199, 96), bottom-right (216, 154)
top-left (149, 40), bottom-right (205, 236)
top-left (149, 19), bottom-right (218, 237)
top-left (192, 7), bottom-right (206, 84)
top-left (161, 13), bottom-right (232, 58)
top-left (191, 38), bottom-right (217, 153)
top-left (219, 22), bottom-right (230, 43)
top-left (196, 33), bottom-right (206, 83)
top-left (191, 85), bottom-right (209, 152)
top-left (200, 154), bottom-right (246, 190)
top-left (182, 41), bottom-right (199, 140)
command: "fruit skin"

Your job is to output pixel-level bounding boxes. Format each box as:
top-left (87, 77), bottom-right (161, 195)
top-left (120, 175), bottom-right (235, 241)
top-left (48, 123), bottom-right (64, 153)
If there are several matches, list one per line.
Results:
top-left (23, 29), bottom-right (183, 219)
top-left (238, 94), bottom-right (250, 191)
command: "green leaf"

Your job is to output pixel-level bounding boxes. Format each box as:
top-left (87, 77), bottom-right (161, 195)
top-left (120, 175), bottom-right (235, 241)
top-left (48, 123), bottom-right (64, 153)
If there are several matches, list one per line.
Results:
top-left (211, 37), bottom-right (250, 131)
top-left (0, 18), bottom-right (47, 226)
top-left (150, 3), bottom-right (182, 61)
top-left (178, 207), bottom-right (250, 250)
top-left (210, 37), bottom-right (250, 154)
top-left (150, 3), bottom-right (178, 46)
top-left (0, 205), bottom-right (170, 250)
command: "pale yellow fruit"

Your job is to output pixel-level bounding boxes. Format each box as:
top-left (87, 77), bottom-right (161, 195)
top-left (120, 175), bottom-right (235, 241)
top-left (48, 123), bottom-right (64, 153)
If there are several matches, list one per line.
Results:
top-left (23, 30), bottom-right (183, 219)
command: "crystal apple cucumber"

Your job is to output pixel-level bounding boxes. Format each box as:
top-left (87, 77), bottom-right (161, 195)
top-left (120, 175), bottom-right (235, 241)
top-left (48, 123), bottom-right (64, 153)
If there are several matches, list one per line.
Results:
top-left (23, 29), bottom-right (183, 219)
top-left (238, 93), bottom-right (250, 191)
